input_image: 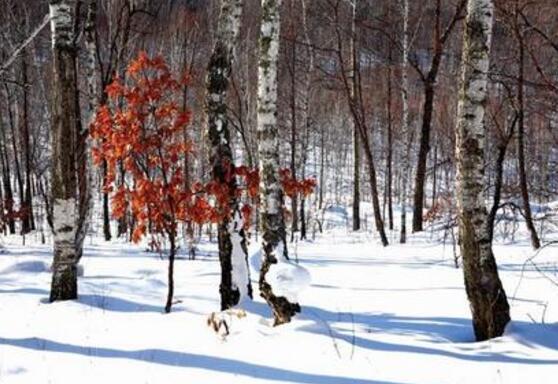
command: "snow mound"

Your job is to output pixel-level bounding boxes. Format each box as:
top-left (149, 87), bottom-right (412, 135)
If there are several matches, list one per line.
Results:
top-left (229, 214), bottom-right (250, 300)
top-left (267, 259), bottom-right (311, 303)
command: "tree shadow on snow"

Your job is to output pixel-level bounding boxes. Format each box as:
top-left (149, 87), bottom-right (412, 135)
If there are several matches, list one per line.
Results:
top-left (0, 337), bottom-right (404, 384)
top-left (0, 286), bottom-right (165, 313)
top-left (241, 301), bottom-right (558, 365)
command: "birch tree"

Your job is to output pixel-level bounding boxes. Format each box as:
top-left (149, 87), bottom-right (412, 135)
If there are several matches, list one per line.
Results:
top-left (399, 0), bottom-right (411, 243)
top-left (75, 0), bottom-right (97, 262)
top-left (455, 0), bottom-right (510, 340)
top-left (206, 0), bottom-right (252, 310)
top-left (258, 0), bottom-right (300, 325)
top-left (49, 0), bottom-right (80, 302)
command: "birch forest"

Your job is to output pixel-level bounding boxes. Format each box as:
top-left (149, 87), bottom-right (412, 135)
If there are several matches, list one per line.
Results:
top-left (1, 1), bottom-right (558, 383)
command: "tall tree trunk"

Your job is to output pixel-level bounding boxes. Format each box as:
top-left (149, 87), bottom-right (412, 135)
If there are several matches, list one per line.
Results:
top-left (412, 0), bottom-right (466, 233)
top-left (400, 0), bottom-right (410, 243)
top-left (386, 47), bottom-right (394, 231)
top-left (206, 0), bottom-right (252, 310)
top-left (361, 138), bottom-right (389, 246)
top-left (412, 82), bottom-right (434, 233)
top-left (20, 55), bottom-right (35, 233)
top-left (0, 112), bottom-right (16, 234)
top-left (258, 0), bottom-right (300, 326)
top-left (289, 27), bottom-right (299, 241)
top-left (515, 18), bottom-right (540, 249)
top-left (75, 0), bottom-right (97, 261)
top-left (49, 0), bottom-right (80, 302)
top-left (299, 0), bottom-right (314, 241)
top-left (455, 0), bottom-right (510, 341)
top-left (4, 86), bottom-right (25, 234)
top-left (350, 1), bottom-right (360, 231)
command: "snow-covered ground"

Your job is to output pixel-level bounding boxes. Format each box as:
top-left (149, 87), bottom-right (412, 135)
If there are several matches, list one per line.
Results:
top-left (1, 221), bottom-right (558, 383)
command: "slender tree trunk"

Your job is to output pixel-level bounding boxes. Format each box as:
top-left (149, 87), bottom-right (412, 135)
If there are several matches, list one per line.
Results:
top-left (5, 87), bottom-right (25, 234)
top-left (75, 0), bottom-right (97, 261)
top-left (350, 1), bottom-right (360, 231)
top-left (319, 126), bottom-right (325, 210)
top-left (164, 231), bottom-right (176, 313)
top-left (412, 82), bottom-right (435, 232)
top-left (289, 28), bottom-right (299, 241)
top-left (49, 0), bottom-right (79, 302)
top-left (299, 0), bottom-right (314, 241)
top-left (515, 23), bottom-right (540, 249)
top-left (400, 0), bottom-right (410, 243)
top-left (206, 0), bottom-right (252, 310)
top-left (20, 55), bottom-right (35, 233)
top-left (386, 49), bottom-right (394, 231)
top-left (102, 161), bottom-right (111, 241)
top-left (258, 0), bottom-right (300, 326)
top-left (487, 144), bottom-right (507, 243)
top-left (455, 0), bottom-right (510, 341)
top-left (0, 114), bottom-right (16, 234)
top-left (412, 0), bottom-right (466, 233)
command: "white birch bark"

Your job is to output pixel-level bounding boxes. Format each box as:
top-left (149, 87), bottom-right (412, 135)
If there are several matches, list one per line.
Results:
top-left (75, 0), bottom-right (98, 263)
top-left (399, 0), bottom-right (411, 243)
top-left (257, 0), bottom-right (300, 325)
top-left (455, 0), bottom-right (510, 340)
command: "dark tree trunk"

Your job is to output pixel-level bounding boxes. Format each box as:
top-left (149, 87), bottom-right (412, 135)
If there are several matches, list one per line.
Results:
top-left (0, 115), bottom-right (16, 234)
top-left (206, 0), bottom-right (251, 310)
top-left (516, 32), bottom-right (540, 249)
top-left (49, 0), bottom-right (80, 302)
top-left (412, 82), bottom-right (435, 233)
top-left (164, 232), bottom-right (176, 313)
top-left (21, 55), bottom-right (35, 233)
top-left (386, 61), bottom-right (394, 231)
top-left (411, 0), bottom-right (466, 233)
top-left (289, 32), bottom-right (299, 241)
top-left (487, 144), bottom-right (507, 243)
top-left (361, 136), bottom-right (389, 246)
top-left (5, 86), bottom-right (25, 234)
top-left (300, 196), bottom-right (307, 240)
top-left (319, 127), bottom-right (325, 210)
top-left (102, 160), bottom-right (111, 241)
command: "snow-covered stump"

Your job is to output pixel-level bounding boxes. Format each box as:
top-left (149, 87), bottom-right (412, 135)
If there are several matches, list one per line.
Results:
top-left (49, 0), bottom-right (80, 302)
top-left (455, 0), bottom-right (510, 340)
top-left (205, 0), bottom-right (252, 310)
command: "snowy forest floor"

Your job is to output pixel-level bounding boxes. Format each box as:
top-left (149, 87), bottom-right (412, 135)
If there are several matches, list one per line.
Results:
top-left (1, 222), bottom-right (558, 383)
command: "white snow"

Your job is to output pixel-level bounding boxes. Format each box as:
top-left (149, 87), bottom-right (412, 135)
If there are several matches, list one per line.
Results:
top-left (264, 241), bottom-right (311, 303)
top-left (229, 212), bottom-right (249, 301)
top-left (1, 219), bottom-right (557, 384)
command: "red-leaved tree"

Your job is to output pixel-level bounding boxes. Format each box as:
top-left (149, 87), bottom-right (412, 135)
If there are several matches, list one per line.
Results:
top-left (92, 52), bottom-right (316, 314)
top-left (91, 52), bottom-right (217, 313)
